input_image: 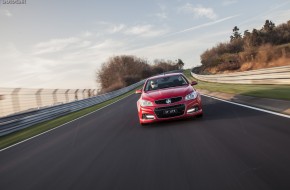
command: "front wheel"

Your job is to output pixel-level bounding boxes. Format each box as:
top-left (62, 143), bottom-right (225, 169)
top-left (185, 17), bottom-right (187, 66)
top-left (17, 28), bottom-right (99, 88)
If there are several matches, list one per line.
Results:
top-left (196, 113), bottom-right (203, 118)
top-left (140, 121), bottom-right (149, 126)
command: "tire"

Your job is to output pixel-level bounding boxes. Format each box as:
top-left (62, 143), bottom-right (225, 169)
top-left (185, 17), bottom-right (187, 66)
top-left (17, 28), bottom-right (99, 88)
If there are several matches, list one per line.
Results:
top-left (196, 113), bottom-right (203, 118)
top-left (140, 122), bottom-right (149, 126)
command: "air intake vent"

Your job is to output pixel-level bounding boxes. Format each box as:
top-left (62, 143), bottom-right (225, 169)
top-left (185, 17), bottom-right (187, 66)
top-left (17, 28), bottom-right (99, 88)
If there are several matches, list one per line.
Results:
top-left (155, 97), bottom-right (182, 104)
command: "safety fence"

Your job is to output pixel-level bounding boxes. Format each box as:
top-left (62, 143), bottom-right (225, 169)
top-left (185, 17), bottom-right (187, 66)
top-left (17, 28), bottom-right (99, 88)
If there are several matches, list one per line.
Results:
top-left (191, 65), bottom-right (290, 85)
top-left (0, 70), bottom-right (184, 136)
top-left (0, 88), bottom-right (97, 118)
top-left (0, 80), bottom-right (145, 136)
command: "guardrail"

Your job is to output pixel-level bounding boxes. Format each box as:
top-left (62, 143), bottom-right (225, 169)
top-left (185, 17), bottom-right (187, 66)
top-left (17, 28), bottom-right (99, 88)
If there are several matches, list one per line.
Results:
top-left (0, 80), bottom-right (145, 136)
top-left (0, 88), bottom-right (98, 118)
top-left (191, 65), bottom-right (290, 84)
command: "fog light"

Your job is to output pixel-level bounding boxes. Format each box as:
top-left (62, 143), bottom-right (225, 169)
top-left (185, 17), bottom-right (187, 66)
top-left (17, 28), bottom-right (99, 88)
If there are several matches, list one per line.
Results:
top-left (146, 115), bottom-right (155, 119)
top-left (187, 106), bottom-right (199, 113)
top-left (187, 108), bottom-right (195, 113)
top-left (142, 114), bottom-right (155, 120)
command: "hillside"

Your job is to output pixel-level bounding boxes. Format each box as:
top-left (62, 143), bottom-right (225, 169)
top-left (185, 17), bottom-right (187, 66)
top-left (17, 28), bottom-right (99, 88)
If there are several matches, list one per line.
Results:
top-left (193, 20), bottom-right (290, 74)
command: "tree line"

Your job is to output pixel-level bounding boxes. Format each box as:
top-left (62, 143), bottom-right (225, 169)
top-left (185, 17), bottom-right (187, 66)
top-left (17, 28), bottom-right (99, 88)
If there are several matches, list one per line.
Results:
top-left (194, 19), bottom-right (290, 74)
top-left (97, 55), bottom-right (184, 93)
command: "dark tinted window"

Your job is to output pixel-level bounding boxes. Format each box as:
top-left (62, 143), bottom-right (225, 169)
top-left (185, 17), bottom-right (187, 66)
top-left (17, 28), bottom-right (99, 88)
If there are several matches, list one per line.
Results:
top-left (145, 75), bottom-right (188, 91)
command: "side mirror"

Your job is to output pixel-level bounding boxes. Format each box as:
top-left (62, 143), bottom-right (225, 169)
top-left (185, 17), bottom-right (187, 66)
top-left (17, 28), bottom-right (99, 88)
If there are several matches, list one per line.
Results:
top-left (135, 89), bottom-right (142, 94)
top-left (190, 81), bottom-right (198, 86)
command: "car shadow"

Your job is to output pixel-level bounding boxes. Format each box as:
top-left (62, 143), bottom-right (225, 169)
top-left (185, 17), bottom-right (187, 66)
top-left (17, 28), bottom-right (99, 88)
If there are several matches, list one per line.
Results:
top-left (140, 96), bottom-right (266, 128)
top-left (141, 116), bottom-right (203, 128)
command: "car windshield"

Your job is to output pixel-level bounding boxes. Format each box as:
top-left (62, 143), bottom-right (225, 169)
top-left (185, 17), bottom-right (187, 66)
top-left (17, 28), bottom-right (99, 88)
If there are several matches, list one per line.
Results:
top-left (145, 75), bottom-right (188, 91)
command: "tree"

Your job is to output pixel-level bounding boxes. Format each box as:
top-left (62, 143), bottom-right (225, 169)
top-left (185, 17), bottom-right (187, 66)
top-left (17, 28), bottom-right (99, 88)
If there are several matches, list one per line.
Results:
top-left (243, 30), bottom-right (250, 37)
top-left (230, 26), bottom-right (242, 42)
top-left (97, 55), bottom-right (180, 93)
top-left (262, 20), bottom-right (275, 32)
top-left (97, 55), bottom-right (149, 92)
top-left (197, 19), bottom-right (290, 74)
top-left (177, 59), bottom-right (184, 69)
top-left (243, 30), bottom-right (251, 49)
top-left (250, 29), bottom-right (262, 47)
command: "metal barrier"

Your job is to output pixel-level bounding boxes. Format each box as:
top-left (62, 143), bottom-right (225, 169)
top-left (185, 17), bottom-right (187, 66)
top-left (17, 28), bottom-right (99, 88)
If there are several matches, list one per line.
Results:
top-left (0, 88), bottom-right (97, 118)
top-left (191, 65), bottom-right (290, 84)
top-left (0, 80), bottom-right (145, 136)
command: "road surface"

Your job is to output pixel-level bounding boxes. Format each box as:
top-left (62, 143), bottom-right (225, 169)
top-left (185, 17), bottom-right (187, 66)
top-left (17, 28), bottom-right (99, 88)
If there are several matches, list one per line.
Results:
top-left (1, 94), bottom-right (290, 190)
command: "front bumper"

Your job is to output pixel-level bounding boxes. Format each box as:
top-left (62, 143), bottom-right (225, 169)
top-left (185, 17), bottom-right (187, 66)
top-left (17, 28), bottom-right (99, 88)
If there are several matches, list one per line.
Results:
top-left (138, 98), bottom-right (203, 124)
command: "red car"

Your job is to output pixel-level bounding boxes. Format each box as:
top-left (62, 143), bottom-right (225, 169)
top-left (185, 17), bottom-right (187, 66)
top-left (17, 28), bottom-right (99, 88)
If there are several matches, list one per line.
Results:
top-left (136, 73), bottom-right (203, 125)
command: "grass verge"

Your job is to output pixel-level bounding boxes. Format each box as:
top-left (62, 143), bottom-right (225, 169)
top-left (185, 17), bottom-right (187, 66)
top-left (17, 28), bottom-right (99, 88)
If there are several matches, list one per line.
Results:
top-left (0, 86), bottom-right (142, 150)
top-left (184, 69), bottom-right (290, 100)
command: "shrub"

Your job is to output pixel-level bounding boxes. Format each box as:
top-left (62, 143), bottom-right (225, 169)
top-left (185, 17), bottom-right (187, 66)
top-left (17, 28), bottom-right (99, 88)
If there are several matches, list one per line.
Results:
top-left (97, 55), bottom-right (182, 93)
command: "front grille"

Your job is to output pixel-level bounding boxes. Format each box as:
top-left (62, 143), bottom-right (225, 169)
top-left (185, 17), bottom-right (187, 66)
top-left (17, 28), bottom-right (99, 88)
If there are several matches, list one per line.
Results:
top-left (155, 97), bottom-right (182, 104)
top-left (154, 104), bottom-right (185, 118)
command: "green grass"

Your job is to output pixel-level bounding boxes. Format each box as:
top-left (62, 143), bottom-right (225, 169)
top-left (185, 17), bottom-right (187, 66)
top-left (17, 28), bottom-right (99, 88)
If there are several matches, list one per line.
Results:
top-left (184, 69), bottom-right (290, 100)
top-left (0, 87), bottom-right (141, 150)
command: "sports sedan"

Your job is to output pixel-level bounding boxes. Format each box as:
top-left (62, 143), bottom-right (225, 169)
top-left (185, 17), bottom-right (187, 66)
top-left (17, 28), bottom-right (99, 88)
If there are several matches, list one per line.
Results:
top-left (136, 73), bottom-right (203, 125)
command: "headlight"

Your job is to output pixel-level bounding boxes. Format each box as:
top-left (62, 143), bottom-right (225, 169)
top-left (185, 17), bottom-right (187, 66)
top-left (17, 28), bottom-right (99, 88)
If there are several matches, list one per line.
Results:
top-left (140, 99), bottom-right (153, 107)
top-left (185, 91), bottom-right (197, 100)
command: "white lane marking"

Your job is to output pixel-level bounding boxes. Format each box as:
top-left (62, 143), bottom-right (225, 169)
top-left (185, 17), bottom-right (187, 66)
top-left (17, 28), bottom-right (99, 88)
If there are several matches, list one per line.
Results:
top-left (0, 94), bottom-right (135, 152)
top-left (202, 94), bottom-right (290, 119)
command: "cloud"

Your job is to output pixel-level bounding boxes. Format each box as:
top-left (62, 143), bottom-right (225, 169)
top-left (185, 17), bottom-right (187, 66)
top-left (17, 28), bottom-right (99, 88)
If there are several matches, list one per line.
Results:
top-left (0, 33), bottom-right (131, 88)
top-left (108, 24), bottom-right (126, 34)
top-left (124, 24), bottom-right (167, 37)
top-left (0, 9), bottom-right (12, 17)
top-left (0, 26), bottom-right (230, 89)
top-left (222, 0), bottom-right (238, 6)
top-left (164, 15), bottom-right (239, 37)
top-left (154, 4), bottom-right (168, 20)
top-left (124, 25), bottom-right (152, 35)
top-left (90, 39), bottom-right (124, 50)
top-left (155, 12), bottom-right (167, 20)
top-left (81, 31), bottom-right (93, 37)
top-left (0, 41), bottom-right (110, 88)
top-left (0, 44), bottom-right (54, 88)
top-left (95, 21), bottom-right (168, 38)
top-left (33, 37), bottom-right (81, 55)
top-left (179, 4), bottom-right (217, 20)
top-left (95, 21), bottom-right (125, 34)
top-left (125, 30), bottom-right (231, 68)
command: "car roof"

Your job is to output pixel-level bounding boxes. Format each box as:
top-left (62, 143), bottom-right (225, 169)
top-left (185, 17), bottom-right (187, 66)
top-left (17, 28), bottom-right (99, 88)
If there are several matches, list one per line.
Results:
top-left (147, 72), bottom-right (184, 80)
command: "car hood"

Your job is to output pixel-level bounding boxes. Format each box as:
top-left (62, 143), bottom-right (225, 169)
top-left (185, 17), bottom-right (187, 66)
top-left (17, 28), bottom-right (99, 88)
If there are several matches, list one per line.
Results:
top-left (142, 85), bottom-right (193, 100)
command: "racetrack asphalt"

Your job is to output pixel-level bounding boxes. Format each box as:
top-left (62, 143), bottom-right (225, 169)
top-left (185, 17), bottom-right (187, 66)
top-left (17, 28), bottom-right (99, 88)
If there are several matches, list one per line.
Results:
top-left (1, 94), bottom-right (290, 190)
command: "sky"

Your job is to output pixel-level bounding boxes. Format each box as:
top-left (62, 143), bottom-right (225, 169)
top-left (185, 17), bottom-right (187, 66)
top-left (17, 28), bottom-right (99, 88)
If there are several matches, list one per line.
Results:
top-left (0, 0), bottom-right (290, 89)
